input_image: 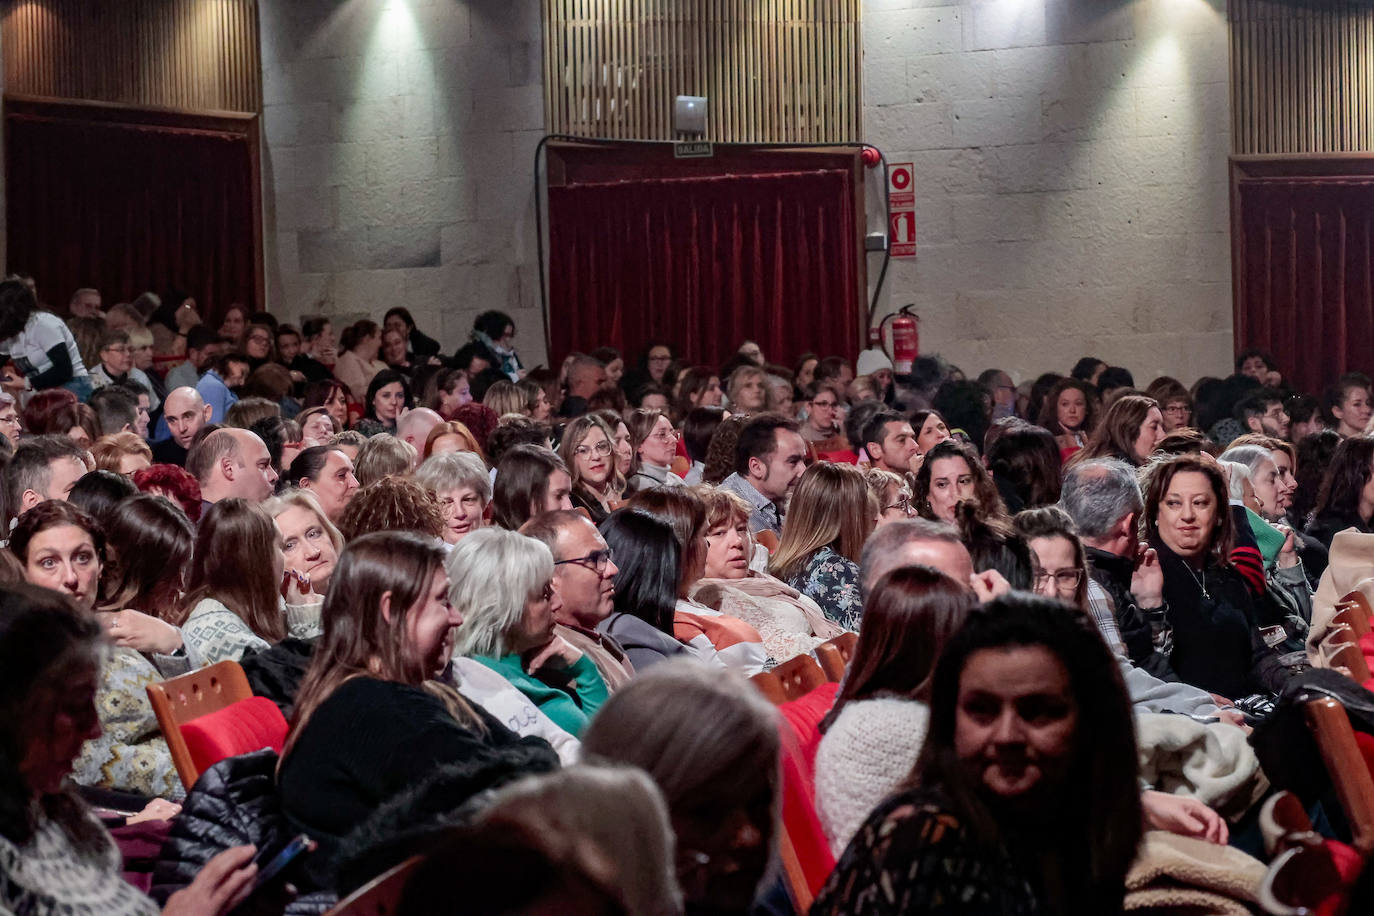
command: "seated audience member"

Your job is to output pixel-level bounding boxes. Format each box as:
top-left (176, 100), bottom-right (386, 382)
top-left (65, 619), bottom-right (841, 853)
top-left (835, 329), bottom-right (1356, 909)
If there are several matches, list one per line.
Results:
top-left (812, 596), bottom-right (1142, 916)
top-left (984, 422), bottom-right (1062, 513)
top-left (592, 409), bottom-right (634, 479)
top-left (334, 319), bottom-right (387, 402)
top-left (1288, 393), bottom-right (1325, 441)
top-left (338, 476), bottom-right (446, 541)
top-left (422, 419), bottom-right (484, 462)
top-left (493, 444), bottom-right (573, 530)
top-left (587, 347), bottom-right (623, 387)
top-left (19, 389), bottom-right (76, 439)
top-left (700, 414), bottom-right (748, 486)
top-left (1144, 453), bottom-right (1292, 699)
top-left (217, 303), bottom-right (248, 345)
top-left (154, 387), bottom-right (212, 466)
top-left (596, 509), bottom-right (696, 669)
top-left (1236, 389), bottom-right (1290, 440)
top-left (292, 317), bottom-right (337, 383)
top-left (814, 566), bottom-right (975, 856)
top-left (274, 322), bottom-right (303, 368)
top-left (89, 327), bottom-right (159, 410)
top-left (486, 416), bottom-right (552, 468)
top-left (674, 367), bottom-right (724, 422)
top-left (725, 365), bottom-right (771, 414)
top-left (691, 487), bottom-right (845, 661)
top-left (1147, 377), bottom-right (1195, 433)
top-left (932, 379), bottom-right (992, 451)
top-left (1069, 394), bottom-right (1166, 468)
top-left (353, 433), bottom-right (416, 486)
top-left (285, 446), bottom-right (359, 522)
top-left (625, 408), bottom-right (685, 493)
top-left (910, 407), bottom-right (953, 455)
top-left (799, 381), bottom-right (845, 448)
top-left (42, 402), bottom-right (98, 448)
top-left (383, 306), bottom-right (441, 359)
top-left (0, 277), bottom-right (92, 398)
top-left (1291, 428), bottom-right (1341, 528)
top-left (559, 354), bottom-right (609, 419)
top-left (483, 379), bottom-right (529, 419)
top-left (0, 584), bottom-right (262, 914)
top-left (267, 490), bottom-right (343, 596)
top-left (717, 413), bottom-right (807, 536)
top-left (634, 383), bottom-right (672, 412)
top-left (913, 438), bottom-right (1008, 528)
top-left (866, 467), bottom-right (916, 527)
top-left (97, 493), bottom-right (196, 650)
top-left (67, 471), bottom-right (137, 526)
top-left (415, 451), bottom-right (490, 545)
top-left (0, 391), bottom-right (19, 446)
top-left (195, 351), bottom-right (249, 424)
top-left (580, 660), bottom-right (778, 916)
top-left (180, 498), bottom-right (322, 664)
top-left (87, 384), bottom-right (139, 438)
top-left (979, 367), bottom-right (1017, 419)
top-left (448, 528), bottom-right (609, 737)
top-left (1038, 376), bottom-right (1098, 455)
top-left (1237, 348), bottom-right (1283, 387)
top-left (679, 406), bottom-right (727, 486)
top-left (1325, 372), bottom-right (1372, 438)
top-left (5, 435), bottom-right (89, 520)
top-left (11, 503), bottom-right (181, 798)
top-left (395, 406), bottom-right (442, 457)
top-left (559, 413), bottom-right (624, 522)
top-left (132, 463), bottom-right (203, 522)
top-left (354, 369), bottom-right (413, 438)
top-left (1306, 435), bottom-right (1374, 548)
top-left (860, 407), bottom-right (920, 474)
top-left (768, 462), bottom-right (874, 631)
top-left (470, 310), bottom-right (524, 381)
top-left (90, 431), bottom-right (152, 477)
top-left (188, 427), bottom-right (278, 508)
top-left (279, 531), bottom-right (559, 885)
top-left (163, 325), bottom-right (224, 392)
top-left (629, 487), bottom-right (766, 676)
top-left (303, 378), bottom-right (351, 433)
top-left (297, 405), bottom-right (339, 445)
top-left (522, 510), bottom-right (634, 691)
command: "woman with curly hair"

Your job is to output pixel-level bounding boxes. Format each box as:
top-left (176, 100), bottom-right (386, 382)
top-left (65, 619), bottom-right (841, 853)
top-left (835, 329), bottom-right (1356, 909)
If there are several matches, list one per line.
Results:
top-left (913, 438), bottom-right (1008, 527)
top-left (337, 476), bottom-right (445, 541)
top-left (1037, 376), bottom-right (1100, 457)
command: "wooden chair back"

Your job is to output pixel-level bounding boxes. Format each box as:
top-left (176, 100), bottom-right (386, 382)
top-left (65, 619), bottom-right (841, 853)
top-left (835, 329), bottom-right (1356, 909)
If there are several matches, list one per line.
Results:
top-left (816, 632), bottom-right (859, 682)
top-left (324, 855), bottom-right (422, 916)
top-left (1327, 640), bottom-right (1372, 683)
top-left (146, 660), bottom-right (254, 789)
top-left (1304, 697), bottom-right (1374, 853)
top-left (755, 529), bottom-right (780, 554)
top-left (1257, 843), bottom-right (1344, 915)
top-left (1337, 590), bottom-right (1374, 640)
top-left (751, 654), bottom-right (827, 706)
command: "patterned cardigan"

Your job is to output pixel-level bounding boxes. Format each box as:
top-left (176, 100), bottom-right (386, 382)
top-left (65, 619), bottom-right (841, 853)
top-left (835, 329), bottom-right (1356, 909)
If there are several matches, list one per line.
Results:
top-left (181, 597), bottom-right (323, 666)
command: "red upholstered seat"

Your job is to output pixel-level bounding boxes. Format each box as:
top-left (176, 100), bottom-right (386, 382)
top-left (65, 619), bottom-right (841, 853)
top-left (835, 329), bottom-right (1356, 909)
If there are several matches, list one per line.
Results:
top-left (180, 696), bottom-right (288, 777)
top-left (815, 450), bottom-right (858, 465)
top-left (775, 682), bottom-right (840, 904)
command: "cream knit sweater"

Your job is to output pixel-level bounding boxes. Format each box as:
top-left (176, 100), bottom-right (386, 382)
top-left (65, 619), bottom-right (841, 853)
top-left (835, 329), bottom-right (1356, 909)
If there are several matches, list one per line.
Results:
top-left (813, 696), bottom-right (930, 857)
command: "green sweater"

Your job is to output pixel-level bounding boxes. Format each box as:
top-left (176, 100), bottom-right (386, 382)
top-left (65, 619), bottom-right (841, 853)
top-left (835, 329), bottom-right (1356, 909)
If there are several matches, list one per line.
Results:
top-left (475, 652), bottom-right (609, 737)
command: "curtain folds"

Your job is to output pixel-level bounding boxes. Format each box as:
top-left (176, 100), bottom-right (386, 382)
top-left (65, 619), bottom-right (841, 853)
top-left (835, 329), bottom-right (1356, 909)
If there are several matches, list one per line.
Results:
top-left (5, 109), bottom-right (257, 318)
top-left (547, 167), bottom-right (862, 368)
top-left (1235, 176), bottom-right (1374, 396)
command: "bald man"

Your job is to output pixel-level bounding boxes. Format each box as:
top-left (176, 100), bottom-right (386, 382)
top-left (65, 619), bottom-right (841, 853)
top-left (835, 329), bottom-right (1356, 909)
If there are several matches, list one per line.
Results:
top-left (397, 407), bottom-right (443, 460)
top-left (152, 387), bottom-right (214, 466)
top-left (189, 427), bottom-right (278, 508)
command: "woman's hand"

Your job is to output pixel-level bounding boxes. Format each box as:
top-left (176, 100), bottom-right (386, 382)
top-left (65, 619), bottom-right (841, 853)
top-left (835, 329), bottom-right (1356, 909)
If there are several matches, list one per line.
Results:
top-left (1131, 545), bottom-right (1164, 608)
top-left (163, 845), bottom-right (257, 916)
top-left (97, 610), bottom-right (184, 655)
top-left (524, 635), bottom-right (583, 675)
top-left (127, 798), bottom-right (181, 825)
top-left (281, 569), bottom-right (318, 605)
top-left (1141, 790), bottom-right (1229, 844)
top-left (1275, 525), bottom-right (1300, 569)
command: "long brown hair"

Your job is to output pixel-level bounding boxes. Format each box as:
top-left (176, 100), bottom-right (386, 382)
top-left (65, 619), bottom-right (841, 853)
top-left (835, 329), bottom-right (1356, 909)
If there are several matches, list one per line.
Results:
top-left (283, 531), bottom-right (480, 765)
top-left (98, 494), bottom-right (194, 619)
top-left (1069, 395), bottom-right (1160, 468)
top-left (821, 566), bottom-right (973, 732)
top-left (626, 486), bottom-right (707, 593)
top-left (911, 438), bottom-right (1009, 530)
top-left (769, 462), bottom-right (875, 582)
top-left (182, 498), bottom-right (284, 639)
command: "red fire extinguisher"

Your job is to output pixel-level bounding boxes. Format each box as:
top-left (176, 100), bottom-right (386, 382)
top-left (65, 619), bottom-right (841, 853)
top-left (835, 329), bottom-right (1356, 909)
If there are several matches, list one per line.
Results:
top-left (873, 305), bottom-right (919, 374)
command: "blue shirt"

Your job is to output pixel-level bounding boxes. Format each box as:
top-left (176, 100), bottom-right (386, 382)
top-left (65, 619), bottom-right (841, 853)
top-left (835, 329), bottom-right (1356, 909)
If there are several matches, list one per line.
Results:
top-left (195, 369), bottom-right (238, 423)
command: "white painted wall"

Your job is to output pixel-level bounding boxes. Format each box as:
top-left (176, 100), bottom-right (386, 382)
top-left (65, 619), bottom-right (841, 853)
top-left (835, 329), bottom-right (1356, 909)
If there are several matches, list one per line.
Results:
top-left (864, 0), bottom-right (1231, 386)
top-left (258, 0), bottom-right (548, 367)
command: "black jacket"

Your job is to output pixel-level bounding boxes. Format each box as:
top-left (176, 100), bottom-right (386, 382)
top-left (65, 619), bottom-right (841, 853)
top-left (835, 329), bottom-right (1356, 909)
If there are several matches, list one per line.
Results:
top-left (1084, 546), bottom-right (1178, 682)
top-left (1305, 509), bottom-right (1373, 554)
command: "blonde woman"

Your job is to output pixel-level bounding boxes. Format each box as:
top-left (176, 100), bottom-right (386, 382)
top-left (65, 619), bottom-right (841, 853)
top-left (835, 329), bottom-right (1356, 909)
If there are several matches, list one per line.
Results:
top-left (726, 365), bottom-right (772, 414)
top-left (865, 467), bottom-right (916, 528)
top-left (91, 431), bottom-right (153, 476)
top-left (483, 380), bottom-right (529, 419)
top-left (558, 413), bottom-right (625, 523)
top-left (768, 462), bottom-right (876, 630)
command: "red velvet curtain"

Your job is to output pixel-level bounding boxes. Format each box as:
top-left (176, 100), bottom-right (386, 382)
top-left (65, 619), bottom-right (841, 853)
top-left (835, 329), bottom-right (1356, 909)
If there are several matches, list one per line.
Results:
top-left (547, 166), bottom-right (862, 368)
top-left (5, 105), bottom-right (258, 319)
top-left (1235, 175), bottom-right (1374, 396)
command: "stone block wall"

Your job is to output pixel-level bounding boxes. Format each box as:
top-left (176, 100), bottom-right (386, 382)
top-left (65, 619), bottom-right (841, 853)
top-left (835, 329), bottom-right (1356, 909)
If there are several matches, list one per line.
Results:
top-left (259, 0), bottom-right (549, 367)
top-left (864, 0), bottom-right (1232, 386)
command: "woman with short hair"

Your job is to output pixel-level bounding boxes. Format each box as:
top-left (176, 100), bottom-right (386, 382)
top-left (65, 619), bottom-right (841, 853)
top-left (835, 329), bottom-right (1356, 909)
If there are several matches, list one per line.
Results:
top-left (769, 462), bottom-right (875, 631)
top-left (353, 433), bottom-right (416, 486)
top-left (354, 369), bottom-right (412, 438)
top-left (725, 365), bottom-right (771, 414)
top-left (415, 451), bottom-right (490, 545)
top-left (447, 528), bottom-right (608, 737)
top-left (90, 431), bottom-right (153, 476)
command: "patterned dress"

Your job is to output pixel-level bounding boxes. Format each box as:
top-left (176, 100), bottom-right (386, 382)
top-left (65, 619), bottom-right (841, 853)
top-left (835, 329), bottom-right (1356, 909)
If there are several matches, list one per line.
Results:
top-left (786, 545), bottom-right (863, 631)
top-left (811, 786), bottom-right (1041, 916)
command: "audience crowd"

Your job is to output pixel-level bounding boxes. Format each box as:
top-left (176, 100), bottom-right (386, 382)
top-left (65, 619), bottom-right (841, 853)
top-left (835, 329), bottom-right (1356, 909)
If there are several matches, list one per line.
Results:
top-left (6, 274), bottom-right (1374, 914)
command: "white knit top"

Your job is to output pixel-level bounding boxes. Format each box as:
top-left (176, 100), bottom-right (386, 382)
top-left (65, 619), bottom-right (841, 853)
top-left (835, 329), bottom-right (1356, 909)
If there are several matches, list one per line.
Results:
top-left (813, 696), bottom-right (930, 857)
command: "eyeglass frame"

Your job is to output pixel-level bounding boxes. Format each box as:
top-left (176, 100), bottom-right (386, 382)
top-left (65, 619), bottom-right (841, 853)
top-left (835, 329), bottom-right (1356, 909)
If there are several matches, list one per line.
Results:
top-left (554, 548), bottom-right (615, 574)
top-left (1032, 569), bottom-right (1084, 590)
top-left (573, 440), bottom-right (614, 459)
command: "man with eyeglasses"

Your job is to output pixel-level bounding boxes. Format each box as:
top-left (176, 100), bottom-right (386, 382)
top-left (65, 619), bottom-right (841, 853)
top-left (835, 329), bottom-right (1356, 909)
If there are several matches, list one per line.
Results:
top-left (1235, 390), bottom-right (1291, 441)
top-left (522, 510), bottom-right (634, 691)
top-left (977, 368), bottom-right (1017, 420)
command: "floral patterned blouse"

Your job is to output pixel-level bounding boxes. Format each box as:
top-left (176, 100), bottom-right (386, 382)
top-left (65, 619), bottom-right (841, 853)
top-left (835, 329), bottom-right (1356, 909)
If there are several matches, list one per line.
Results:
top-left (811, 786), bottom-right (1042, 916)
top-left (786, 545), bottom-right (863, 631)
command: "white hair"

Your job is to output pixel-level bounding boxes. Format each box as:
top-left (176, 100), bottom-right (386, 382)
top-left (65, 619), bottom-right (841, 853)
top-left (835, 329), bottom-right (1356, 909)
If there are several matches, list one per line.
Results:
top-left (446, 527), bottom-right (553, 658)
top-left (416, 451), bottom-right (490, 502)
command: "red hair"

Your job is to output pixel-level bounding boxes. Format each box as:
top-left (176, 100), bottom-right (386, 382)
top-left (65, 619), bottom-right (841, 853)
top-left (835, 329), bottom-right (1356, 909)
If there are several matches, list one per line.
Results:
top-left (451, 403), bottom-right (499, 455)
top-left (132, 463), bottom-right (203, 522)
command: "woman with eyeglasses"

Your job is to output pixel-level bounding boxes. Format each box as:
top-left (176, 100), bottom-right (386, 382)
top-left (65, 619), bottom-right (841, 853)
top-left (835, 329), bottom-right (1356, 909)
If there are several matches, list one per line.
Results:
top-left (626, 408), bottom-right (686, 493)
top-left (866, 468), bottom-right (916, 528)
top-left (447, 528), bottom-right (609, 738)
top-left (558, 414), bottom-right (625, 523)
top-left (801, 380), bottom-right (846, 446)
top-left (1014, 506), bottom-right (1096, 613)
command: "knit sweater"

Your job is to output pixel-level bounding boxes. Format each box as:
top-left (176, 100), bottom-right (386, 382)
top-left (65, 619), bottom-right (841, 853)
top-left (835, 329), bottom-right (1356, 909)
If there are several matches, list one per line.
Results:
top-left (74, 646), bottom-right (181, 800)
top-left (0, 807), bottom-right (159, 915)
top-left (181, 596), bottom-right (323, 665)
top-left (472, 651), bottom-right (609, 737)
top-left (814, 696), bottom-right (930, 857)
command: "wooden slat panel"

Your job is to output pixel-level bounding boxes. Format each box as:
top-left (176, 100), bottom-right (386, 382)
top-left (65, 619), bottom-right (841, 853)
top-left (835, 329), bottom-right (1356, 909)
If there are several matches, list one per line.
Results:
top-left (2, 0), bottom-right (261, 114)
top-left (542, 0), bottom-right (861, 142)
top-left (1232, 0), bottom-right (1374, 154)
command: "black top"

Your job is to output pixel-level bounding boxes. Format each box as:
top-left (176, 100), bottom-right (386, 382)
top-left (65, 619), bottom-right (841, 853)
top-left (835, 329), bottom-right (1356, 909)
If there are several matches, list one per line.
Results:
top-left (1305, 509), bottom-right (1373, 553)
top-left (278, 677), bottom-right (557, 883)
top-left (290, 353), bottom-right (336, 384)
top-left (150, 436), bottom-right (189, 467)
top-left (1083, 545), bottom-right (1176, 682)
